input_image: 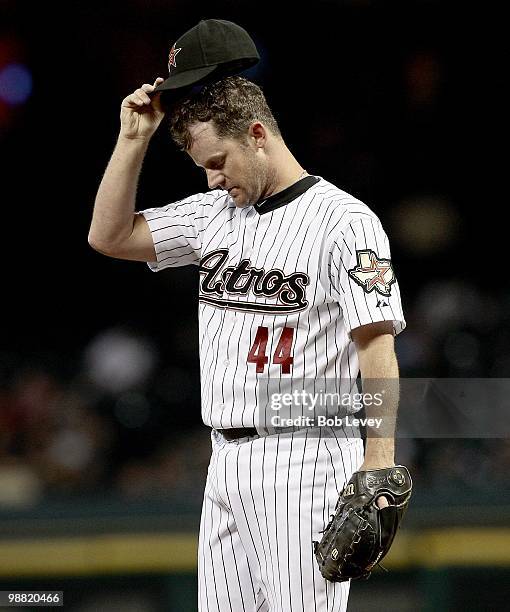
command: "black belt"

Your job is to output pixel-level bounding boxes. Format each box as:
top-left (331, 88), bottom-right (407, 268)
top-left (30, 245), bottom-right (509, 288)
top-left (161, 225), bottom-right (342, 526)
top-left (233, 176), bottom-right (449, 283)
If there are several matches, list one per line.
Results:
top-left (216, 427), bottom-right (258, 440)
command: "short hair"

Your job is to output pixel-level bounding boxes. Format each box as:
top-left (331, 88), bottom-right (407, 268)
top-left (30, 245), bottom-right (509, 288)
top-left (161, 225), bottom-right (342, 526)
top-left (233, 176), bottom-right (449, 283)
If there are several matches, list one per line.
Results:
top-left (168, 76), bottom-right (281, 150)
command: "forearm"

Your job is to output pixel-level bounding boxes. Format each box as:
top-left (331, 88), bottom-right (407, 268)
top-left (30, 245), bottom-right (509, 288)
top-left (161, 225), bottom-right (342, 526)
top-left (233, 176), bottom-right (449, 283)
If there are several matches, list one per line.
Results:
top-left (362, 345), bottom-right (398, 467)
top-left (88, 136), bottom-right (149, 252)
top-left (355, 330), bottom-right (399, 468)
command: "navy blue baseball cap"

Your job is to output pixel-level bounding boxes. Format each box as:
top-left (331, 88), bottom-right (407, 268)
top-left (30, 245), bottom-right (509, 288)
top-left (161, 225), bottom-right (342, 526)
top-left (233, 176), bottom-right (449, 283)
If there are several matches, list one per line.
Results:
top-left (153, 19), bottom-right (260, 93)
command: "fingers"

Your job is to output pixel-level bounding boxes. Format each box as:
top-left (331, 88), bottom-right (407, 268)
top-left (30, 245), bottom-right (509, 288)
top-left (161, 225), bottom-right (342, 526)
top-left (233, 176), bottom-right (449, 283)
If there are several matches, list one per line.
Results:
top-left (376, 495), bottom-right (390, 509)
top-left (123, 78), bottom-right (165, 108)
top-left (134, 84), bottom-right (155, 104)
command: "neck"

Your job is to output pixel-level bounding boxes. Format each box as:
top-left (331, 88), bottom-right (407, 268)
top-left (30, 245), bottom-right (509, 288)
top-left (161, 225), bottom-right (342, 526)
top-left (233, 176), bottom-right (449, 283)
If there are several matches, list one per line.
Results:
top-left (263, 145), bottom-right (306, 199)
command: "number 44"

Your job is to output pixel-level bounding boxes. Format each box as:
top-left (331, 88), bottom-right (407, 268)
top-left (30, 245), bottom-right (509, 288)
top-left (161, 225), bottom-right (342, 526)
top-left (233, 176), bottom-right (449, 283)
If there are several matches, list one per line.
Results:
top-left (247, 326), bottom-right (295, 374)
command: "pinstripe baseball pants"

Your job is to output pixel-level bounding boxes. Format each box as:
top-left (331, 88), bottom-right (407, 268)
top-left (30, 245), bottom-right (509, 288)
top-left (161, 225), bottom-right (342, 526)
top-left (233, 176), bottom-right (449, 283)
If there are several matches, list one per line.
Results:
top-left (198, 428), bottom-right (364, 612)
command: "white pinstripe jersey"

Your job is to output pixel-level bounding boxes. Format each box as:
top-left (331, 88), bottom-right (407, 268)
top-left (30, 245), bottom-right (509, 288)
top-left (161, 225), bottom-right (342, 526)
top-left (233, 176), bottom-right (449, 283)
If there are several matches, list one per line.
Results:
top-left (140, 176), bottom-right (405, 429)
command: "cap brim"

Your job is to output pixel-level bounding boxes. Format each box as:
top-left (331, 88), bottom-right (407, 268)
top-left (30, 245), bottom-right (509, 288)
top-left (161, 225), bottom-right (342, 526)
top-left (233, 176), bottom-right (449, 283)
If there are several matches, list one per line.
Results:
top-left (153, 56), bottom-right (260, 93)
top-left (153, 65), bottom-right (217, 92)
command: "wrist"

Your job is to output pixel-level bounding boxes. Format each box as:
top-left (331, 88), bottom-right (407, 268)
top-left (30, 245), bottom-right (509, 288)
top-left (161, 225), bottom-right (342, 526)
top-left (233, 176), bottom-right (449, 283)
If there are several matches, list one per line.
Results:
top-left (361, 437), bottom-right (395, 469)
top-left (118, 133), bottom-right (152, 147)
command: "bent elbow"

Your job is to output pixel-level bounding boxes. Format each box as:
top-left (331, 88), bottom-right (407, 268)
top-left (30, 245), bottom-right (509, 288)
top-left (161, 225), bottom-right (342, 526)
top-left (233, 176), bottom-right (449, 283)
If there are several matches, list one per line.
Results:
top-left (88, 232), bottom-right (115, 257)
top-left (88, 231), bottom-right (102, 252)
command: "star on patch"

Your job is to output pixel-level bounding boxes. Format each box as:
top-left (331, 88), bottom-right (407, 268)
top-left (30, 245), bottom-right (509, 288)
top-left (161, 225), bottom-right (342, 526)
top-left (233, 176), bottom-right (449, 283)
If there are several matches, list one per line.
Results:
top-left (168, 44), bottom-right (182, 72)
top-left (348, 249), bottom-right (396, 297)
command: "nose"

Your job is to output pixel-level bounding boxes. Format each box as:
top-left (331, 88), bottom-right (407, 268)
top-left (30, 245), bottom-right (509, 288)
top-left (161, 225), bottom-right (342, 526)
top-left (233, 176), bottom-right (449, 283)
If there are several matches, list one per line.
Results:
top-left (206, 169), bottom-right (224, 190)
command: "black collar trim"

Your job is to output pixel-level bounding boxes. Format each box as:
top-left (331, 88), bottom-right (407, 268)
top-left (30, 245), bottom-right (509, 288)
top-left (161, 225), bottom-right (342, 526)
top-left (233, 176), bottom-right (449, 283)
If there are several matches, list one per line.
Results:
top-left (253, 175), bottom-right (320, 215)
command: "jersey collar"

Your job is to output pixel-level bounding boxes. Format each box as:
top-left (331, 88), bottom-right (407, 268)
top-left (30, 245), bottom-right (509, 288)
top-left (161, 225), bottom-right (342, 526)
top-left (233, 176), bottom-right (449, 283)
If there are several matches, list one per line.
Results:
top-left (253, 175), bottom-right (320, 215)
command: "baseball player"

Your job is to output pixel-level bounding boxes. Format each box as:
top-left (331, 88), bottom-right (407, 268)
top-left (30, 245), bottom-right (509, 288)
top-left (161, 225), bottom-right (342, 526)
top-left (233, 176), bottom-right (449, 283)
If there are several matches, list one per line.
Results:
top-left (89, 28), bottom-right (406, 612)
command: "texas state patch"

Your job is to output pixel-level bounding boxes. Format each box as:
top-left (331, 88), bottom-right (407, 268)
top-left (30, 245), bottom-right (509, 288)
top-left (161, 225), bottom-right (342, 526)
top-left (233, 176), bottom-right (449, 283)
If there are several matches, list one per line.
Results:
top-left (348, 249), bottom-right (396, 297)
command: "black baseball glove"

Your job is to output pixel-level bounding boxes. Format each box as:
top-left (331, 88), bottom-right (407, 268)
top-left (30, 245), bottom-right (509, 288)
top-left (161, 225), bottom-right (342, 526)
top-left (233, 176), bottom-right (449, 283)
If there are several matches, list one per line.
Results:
top-left (313, 465), bottom-right (412, 582)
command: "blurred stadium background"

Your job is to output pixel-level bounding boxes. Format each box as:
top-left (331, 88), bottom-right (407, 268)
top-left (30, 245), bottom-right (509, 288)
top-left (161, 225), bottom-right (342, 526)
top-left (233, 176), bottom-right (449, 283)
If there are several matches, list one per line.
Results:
top-left (0, 0), bottom-right (507, 610)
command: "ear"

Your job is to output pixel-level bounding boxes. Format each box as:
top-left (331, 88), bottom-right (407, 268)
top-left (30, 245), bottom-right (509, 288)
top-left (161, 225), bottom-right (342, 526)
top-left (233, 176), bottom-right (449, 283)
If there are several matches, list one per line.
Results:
top-left (248, 122), bottom-right (267, 148)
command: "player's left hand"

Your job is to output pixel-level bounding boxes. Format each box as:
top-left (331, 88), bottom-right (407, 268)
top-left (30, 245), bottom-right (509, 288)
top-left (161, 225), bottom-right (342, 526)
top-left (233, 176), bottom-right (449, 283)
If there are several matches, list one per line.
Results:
top-left (313, 465), bottom-right (412, 583)
top-left (376, 495), bottom-right (389, 508)
top-left (358, 460), bottom-right (393, 508)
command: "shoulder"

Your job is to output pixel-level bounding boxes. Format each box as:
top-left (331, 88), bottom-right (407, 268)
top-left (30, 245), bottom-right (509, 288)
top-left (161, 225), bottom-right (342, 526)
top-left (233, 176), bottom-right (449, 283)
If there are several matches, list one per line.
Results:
top-left (310, 177), bottom-right (381, 229)
top-left (165, 189), bottom-right (230, 213)
top-left (141, 189), bottom-right (231, 219)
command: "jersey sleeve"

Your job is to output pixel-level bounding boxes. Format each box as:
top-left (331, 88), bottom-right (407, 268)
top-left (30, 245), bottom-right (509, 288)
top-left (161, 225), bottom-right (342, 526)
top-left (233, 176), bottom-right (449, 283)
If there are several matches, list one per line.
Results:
top-left (138, 192), bottom-right (217, 271)
top-left (326, 214), bottom-right (406, 336)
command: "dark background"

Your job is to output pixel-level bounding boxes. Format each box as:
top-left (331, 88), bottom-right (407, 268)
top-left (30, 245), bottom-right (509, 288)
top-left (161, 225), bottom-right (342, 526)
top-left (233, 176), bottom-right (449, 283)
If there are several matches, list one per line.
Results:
top-left (1, 0), bottom-right (507, 491)
top-left (1, 0), bottom-right (504, 364)
top-left (1, 2), bottom-right (509, 610)
top-left (1, 0), bottom-right (508, 487)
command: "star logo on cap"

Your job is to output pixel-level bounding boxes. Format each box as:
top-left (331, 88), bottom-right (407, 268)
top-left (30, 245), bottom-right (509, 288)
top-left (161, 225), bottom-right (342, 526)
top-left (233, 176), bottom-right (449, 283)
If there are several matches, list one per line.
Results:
top-left (167, 44), bottom-right (182, 73)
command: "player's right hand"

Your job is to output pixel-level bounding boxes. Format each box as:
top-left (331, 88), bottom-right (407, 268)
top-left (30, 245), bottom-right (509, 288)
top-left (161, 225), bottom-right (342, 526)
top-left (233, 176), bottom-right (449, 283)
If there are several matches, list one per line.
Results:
top-left (119, 77), bottom-right (165, 141)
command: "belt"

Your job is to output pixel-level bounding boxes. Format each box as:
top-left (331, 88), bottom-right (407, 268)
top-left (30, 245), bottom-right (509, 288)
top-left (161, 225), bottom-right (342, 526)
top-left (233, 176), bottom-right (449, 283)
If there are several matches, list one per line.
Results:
top-left (216, 427), bottom-right (258, 440)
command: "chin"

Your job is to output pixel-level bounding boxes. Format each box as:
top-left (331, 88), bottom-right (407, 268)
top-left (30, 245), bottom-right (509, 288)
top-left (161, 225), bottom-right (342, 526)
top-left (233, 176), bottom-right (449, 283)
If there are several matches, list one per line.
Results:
top-left (230, 190), bottom-right (251, 208)
top-left (235, 199), bottom-right (252, 208)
